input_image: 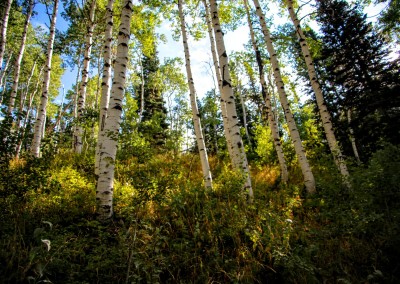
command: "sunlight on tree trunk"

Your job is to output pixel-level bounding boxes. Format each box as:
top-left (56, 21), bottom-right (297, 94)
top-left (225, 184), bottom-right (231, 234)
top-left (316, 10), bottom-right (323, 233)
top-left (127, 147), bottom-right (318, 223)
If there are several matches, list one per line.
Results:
top-left (202, 0), bottom-right (233, 159)
top-left (7, 0), bottom-right (34, 116)
top-left (178, 0), bottom-right (213, 189)
top-left (0, 0), bottom-right (12, 76)
top-left (96, 0), bottom-right (133, 221)
top-left (287, 0), bottom-right (350, 186)
top-left (244, 0), bottom-right (288, 183)
top-left (209, 0), bottom-right (253, 200)
top-left (95, 0), bottom-right (114, 177)
top-left (252, 0), bottom-right (316, 194)
top-left (31, 0), bottom-right (59, 158)
top-left (74, 0), bottom-right (97, 154)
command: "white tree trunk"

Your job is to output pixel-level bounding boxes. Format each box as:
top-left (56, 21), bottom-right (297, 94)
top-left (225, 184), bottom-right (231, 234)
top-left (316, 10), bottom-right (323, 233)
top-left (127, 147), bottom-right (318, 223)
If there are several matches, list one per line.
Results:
top-left (7, 0), bottom-right (34, 115)
top-left (252, 0), bottom-right (316, 194)
top-left (237, 81), bottom-right (252, 147)
top-left (95, 0), bottom-right (114, 176)
top-left (202, 0), bottom-right (233, 158)
top-left (209, 0), bottom-right (253, 200)
top-left (74, 0), bottom-right (96, 154)
top-left (96, 0), bottom-right (133, 221)
top-left (31, 0), bottom-right (59, 158)
top-left (178, 0), bottom-right (213, 189)
top-left (15, 65), bottom-right (42, 158)
top-left (347, 109), bottom-right (361, 164)
top-left (244, 0), bottom-right (288, 183)
top-left (0, 51), bottom-right (12, 104)
top-left (287, 0), bottom-right (350, 184)
top-left (0, 0), bottom-right (12, 75)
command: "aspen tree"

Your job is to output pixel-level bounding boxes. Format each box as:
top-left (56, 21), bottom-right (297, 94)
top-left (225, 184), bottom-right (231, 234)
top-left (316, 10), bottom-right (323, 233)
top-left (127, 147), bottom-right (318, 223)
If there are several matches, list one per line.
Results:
top-left (347, 109), bottom-right (361, 164)
top-left (209, 0), bottom-right (253, 199)
top-left (0, 0), bottom-right (13, 75)
top-left (15, 66), bottom-right (43, 158)
top-left (74, 0), bottom-right (97, 153)
top-left (96, 0), bottom-right (133, 220)
top-left (178, 0), bottom-right (213, 188)
top-left (7, 0), bottom-right (34, 115)
top-left (286, 0), bottom-right (350, 183)
top-left (244, 0), bottom-right (288, 183)
top-left (201, 0), bottom-right (233, 158)
top-left (31, 0), bottom-right (59, 158)
top-left (0, 52), bottom-right (12, 104)
top-left (95, 0), bottom-right (114, 176)
top-left (252, 0), bottom-right (316, 193)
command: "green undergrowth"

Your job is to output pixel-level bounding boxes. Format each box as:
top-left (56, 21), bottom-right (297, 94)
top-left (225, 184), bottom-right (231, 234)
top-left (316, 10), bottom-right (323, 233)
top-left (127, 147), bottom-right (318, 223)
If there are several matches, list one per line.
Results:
top-left (0, 145), bottom-right (399, 283)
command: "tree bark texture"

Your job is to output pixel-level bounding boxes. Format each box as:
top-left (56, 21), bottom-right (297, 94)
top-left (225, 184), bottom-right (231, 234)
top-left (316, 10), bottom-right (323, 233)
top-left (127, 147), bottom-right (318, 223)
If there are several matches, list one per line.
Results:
top-left (202, 0), bottom-right (233, 159)
top-left (0, 0), bottom-right (12, 75)
top-left (178, 0), bottom-right (213, 189)
top-left (31, 0), bottom-right (59, 158)
top-left (74, 0), bottom-right (97, 154)
top-left (252, 0), bottom-right (316, 194)
top-left (95, 0), bottom-right (114, 176)
top-left (8, 0), bottom-right (34, 115)
top-left (287, 0), bottom-right (350, 183)
top-left (209, 0), bottom-right (253, 199)
top-left (244, 0), bottom-right (288, 183)
top-left (96, 0), bottom-right (133, 221)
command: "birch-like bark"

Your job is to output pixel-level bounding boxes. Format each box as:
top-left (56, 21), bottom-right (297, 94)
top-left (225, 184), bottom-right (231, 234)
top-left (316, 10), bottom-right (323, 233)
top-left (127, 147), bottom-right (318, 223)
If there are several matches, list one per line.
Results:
top-left (95, 0), bottom-right (114, 176)
top-left (74, 0), bottom-right (96, 154)
top-left (252, 0), bottom-right (316, 193)
top-left (287, 0), bottom-right (350, 183)
top-left (178, 0), bottom-right (213, 189)
top-left (244, 0), bottom-right (288, 183)
top-left (0, 0), bottom-right (13, 75)
top-left (209, 0), bottom-right (253, 199)
top-left (237, 81), bottom-right (252, 147)
top-left (202, 0), bottom-right (233, 158)
top-left (0, 51), bottom-right (12, 104)
top-left (347, 109), bottom-right (361, 164)
top-left (15, 60), bottom-right (36, 132)
top-left (31, 0), bottom-right (59, 158)
top-left (7, 0), bottom-right (34, 115)
top-left (15, 66), bottom-right (42, 158)
top-left (96, 0), bottom-right (133, 221)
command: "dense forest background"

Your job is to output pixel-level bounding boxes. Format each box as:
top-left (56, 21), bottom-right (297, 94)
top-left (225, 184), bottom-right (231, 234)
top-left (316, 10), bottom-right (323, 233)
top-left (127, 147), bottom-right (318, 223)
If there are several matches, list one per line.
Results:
top-left (0, 0), bottom-right (399, 282)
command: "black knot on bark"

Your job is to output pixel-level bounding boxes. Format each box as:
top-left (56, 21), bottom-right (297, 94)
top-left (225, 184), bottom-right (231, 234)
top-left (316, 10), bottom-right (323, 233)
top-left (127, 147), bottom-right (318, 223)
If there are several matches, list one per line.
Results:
top-left (113, 105), bottom-right (122, 111)
top-left (222, 80), bottom-right (231, 87)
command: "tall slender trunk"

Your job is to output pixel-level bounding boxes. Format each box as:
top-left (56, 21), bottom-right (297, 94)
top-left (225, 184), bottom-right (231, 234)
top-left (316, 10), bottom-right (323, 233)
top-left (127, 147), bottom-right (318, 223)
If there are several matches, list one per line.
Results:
top-left (244, 0), bottom-right (288, 183)
top-left (0, 0), bottom-right (13, 75)
top-left (209, 0), bottom-right (253, 199)
top-left (7, 0), bottom-right (34, 115)
top-left (347, 108), bottom-right (361, 164)
top-left (237, 81), bottom-right (252, 147)
top-left (96, 0), bottom-right (133, 221)
top-left (95, 0), bottom-right (114, 176)
top-left (31, 0), bottom-right (59, 158)
top-left (15, 67), bottom-right (42, 158)
top-left (202, 0), bottom-right (233, 158)
top-left (137, 53), bottom-right (145, 122)
top-left (95, 43), bottom-right (103, 109)
top-left (252, 0), bottom-right (316, 194)
top-left (287, 0), bottom-right (350, 183)
top-left (15, 60), bottom-right (36, 133)
top-left (74, 0), bottom-right (96, 154)
top-left (0, 51), bottom-right (12, 104)
top-left (178, 0), bottom-right (213, 189)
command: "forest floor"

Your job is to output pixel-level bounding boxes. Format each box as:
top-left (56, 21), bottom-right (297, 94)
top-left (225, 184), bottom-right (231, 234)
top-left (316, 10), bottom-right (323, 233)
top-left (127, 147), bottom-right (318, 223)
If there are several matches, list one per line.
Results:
top-left (1, 145), bottom-right (399, 283)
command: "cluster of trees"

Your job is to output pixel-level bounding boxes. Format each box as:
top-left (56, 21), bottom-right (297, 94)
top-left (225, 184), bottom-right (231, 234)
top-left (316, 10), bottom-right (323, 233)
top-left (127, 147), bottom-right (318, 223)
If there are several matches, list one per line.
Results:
top-left (0, 0), bottom-right (398, 220)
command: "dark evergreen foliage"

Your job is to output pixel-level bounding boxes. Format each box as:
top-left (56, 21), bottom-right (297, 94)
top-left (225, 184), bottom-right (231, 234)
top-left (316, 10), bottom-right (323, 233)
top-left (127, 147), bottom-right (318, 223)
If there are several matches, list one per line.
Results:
top-left (136, 51), bottom-right (169, 147)
top-left (315, 0), bottom-right (400, 161)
